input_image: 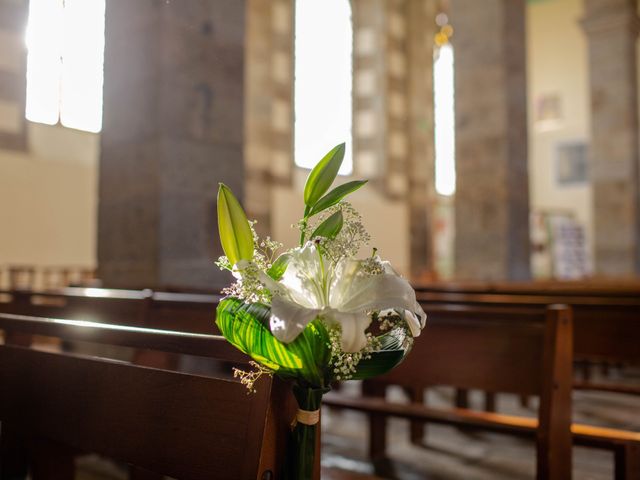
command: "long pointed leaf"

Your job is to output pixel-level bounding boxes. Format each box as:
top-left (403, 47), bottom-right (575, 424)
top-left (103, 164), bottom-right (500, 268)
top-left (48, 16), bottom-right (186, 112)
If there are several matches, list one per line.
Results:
top-left (310, 210), bottom-right (343, 240)
top-left (217, 184), bottom-right (254, 265)
top-left (267, 253), bottom-right (291, 281)
top-left (308, 180), bottom-right (367, 217)
top-left (303, 143), bottom-right (345, 208)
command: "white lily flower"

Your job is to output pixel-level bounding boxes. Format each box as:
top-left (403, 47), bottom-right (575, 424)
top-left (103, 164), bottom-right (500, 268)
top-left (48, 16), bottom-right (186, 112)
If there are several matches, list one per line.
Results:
top-left (266, 243), bottom-right (426, 353)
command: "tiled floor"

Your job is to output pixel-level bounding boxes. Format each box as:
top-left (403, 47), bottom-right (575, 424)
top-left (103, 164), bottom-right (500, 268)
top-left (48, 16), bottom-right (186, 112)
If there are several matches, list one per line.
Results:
top-left (321, 371), bottom-right (640, 480)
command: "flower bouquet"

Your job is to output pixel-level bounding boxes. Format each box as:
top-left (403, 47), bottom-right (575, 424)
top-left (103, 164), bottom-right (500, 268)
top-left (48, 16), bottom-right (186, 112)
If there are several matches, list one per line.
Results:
top-left (215, 143), bottom-right (426, 479)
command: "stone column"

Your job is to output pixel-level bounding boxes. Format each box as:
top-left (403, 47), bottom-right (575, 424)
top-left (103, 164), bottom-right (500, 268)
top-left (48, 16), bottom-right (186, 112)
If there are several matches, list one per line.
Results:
top-left (98, 1), bottom-right (245, 290)
top-left (352, 0), bottom-right (437, 280)
top-left (582, 0), bottom-right (640, 275)
top-left (451, 0), bottom-right (531, 280)
top-left (407, 0), bottom-right (438, 281)
top-left (0, 0), bottom-right (27, 151)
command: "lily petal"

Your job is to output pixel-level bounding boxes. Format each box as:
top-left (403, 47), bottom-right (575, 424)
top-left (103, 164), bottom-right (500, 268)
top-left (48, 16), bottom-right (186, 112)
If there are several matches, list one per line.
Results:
top-left (331, 267), bottom-right (419, 314)
top-left (324, 310), bottom-right (372, 353)
top-left (404, 310), bottom-right (422, 337)
top-left (270, 295), bottom-right (321, 344)
top-left (278, 243), bottom-right (325, 309)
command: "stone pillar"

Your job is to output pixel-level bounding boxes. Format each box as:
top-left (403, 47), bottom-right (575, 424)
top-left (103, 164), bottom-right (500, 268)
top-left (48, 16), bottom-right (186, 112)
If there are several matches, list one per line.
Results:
top-left (244, 0), bottom-right (294, 238)
top-left (0, 0), bottom-right (27, 151)
top-left (352, 0), bottom-right (437, 280)
top-left (451, 0), bottom-right (531, 280)
top-left (582, 0), bottom-right (640, 275)
top-left (98, 1), bottom-right (245, 290)
top-left (352, 0), bottom-right (388, 187)
top-left (407, 0), bottom-right (438, 281)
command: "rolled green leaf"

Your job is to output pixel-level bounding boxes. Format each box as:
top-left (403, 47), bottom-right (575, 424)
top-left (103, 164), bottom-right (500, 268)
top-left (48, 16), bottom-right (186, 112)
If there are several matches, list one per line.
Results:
top-left (350, 327), bottom-right (413, 380)
top-left (310, 210), bottom-right (343, 240)
top-left (216, 297), bottom-right (331, 386)
top-left (308, 180), bottom-right (367, 217)
top-left (217, 184), bottom-right (254, 266)
top-left (267, 253), bottom-right (291, 281)
top-left (303, 143), bottom-right (346, 208)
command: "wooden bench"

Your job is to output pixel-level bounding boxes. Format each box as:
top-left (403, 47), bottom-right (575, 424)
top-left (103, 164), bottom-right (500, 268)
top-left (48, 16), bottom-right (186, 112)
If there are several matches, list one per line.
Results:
top-left (416, 290), bottom-right (640, 396)
top-left (325, 304), bottom-right (640, 479)
top-left (415, 279), bottom-right (640, 297)
top-left (0, 312), bottom-right (296, 480)
top-left (0, 287), bottom-right (221, 334)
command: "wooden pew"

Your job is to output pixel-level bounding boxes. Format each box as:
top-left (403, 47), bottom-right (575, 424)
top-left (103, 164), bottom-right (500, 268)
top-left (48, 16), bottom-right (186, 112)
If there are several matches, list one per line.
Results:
top-left (0, 287), bottom-right (221, 334)
top-left (0, 312), bottom-right (296, 480)
top-left (0, 287), bottom-right (223, 373)
top-left (324, 304), bottom-right (640, 480)
top-left (416, 290), bottom-right (640, 396)
top-left (415, 279), bottom-right (640, 297)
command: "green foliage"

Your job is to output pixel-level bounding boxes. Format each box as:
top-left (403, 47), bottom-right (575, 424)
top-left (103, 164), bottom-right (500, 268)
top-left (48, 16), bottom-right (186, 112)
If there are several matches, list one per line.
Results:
top-left (310, 210), bottom-right (343, 240)
top-left (217, 184), bottom-right (254, 265)
top-left (217, 298), bottom-right (413, 386)
top-left (216, 297), bottom-right (331, 387)
top-left (267, 253), bottom-right (291, 281)
top-left (303, 143), bottom-right (345, 208)
top-left (308, 180), bottom-right (367, 217)
top-left (349, 327), bottom-right (412, 380)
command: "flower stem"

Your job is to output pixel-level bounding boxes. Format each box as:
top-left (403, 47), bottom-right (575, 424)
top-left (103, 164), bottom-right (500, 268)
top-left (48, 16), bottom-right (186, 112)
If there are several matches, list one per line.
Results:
top-left (286, 384), bottom-right (330, 480)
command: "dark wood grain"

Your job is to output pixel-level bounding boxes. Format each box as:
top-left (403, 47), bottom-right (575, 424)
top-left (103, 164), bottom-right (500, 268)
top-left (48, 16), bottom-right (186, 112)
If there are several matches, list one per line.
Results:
top-left (334, 305), bottom-right (574, 479)
top-left (0, 312), bottom-right (298, 479)
top-left (0, 312), bottom-right (247, 362)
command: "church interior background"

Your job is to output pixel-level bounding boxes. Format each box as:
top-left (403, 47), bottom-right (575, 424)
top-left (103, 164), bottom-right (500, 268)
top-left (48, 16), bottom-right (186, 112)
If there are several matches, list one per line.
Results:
top-left (2, 0), bottom-right (637, 292)
top-left (1, 1), bottom-right (640, 479)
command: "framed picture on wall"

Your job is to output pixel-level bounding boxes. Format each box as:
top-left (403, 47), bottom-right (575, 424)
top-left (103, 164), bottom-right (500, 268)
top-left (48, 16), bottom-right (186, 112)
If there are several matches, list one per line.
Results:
top-left (555, 140), bottom-right (588, 185)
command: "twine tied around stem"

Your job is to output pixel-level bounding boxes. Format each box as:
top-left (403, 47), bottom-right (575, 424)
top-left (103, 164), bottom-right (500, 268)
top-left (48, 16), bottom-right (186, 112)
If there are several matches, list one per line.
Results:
top-left (291, 408), bottom-right (320, 428)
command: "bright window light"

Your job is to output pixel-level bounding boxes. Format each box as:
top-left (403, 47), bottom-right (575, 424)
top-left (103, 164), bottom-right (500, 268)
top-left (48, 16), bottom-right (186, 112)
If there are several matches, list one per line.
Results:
top-left (434, 43), bottom-right (456, 196)
top-left (25, 0), bottom-right (105, 133)
top-left (294, 0), bottom-right (353, 175)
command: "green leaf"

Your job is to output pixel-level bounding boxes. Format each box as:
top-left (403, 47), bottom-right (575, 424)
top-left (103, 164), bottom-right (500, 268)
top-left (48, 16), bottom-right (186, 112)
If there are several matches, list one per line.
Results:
top-left (267, 253), bottom-right (291, 281)
top-left (216, 297), bottom-right (331, 387)
top-left (310, 210), bottom-right (343, 240)
top-left (217, 184), bottom-right (254, 265)
top-left (303, 143), bottom-right (346, 208)
top-left (308, 180), bottom-right (367, 217)
top-left (350, 327), bottom-right (413, 380)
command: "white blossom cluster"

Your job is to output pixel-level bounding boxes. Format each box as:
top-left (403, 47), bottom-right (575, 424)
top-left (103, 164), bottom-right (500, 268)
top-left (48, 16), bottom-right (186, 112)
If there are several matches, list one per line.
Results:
top-left (328, 323), bottom-right (380, 381)
top-left (232, 361), bottom-right (273, 393)
top-left (216, 221), bottom-right (283, 303)
top-left (303, 202), bottom-right (371, 266)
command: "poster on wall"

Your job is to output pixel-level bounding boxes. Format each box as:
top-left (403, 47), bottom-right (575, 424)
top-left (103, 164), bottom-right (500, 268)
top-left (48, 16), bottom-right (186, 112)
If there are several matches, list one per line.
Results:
top-left (531, 211), bottom-right (591, 280)
top-left (548, 214), bottom-right (591, 279)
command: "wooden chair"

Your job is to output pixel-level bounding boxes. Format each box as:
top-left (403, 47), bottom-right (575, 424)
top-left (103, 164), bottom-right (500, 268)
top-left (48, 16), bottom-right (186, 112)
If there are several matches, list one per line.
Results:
top-left (7, 266), bottom-right (35, 290)
top-left (0, 312), bottom-right (296, 480)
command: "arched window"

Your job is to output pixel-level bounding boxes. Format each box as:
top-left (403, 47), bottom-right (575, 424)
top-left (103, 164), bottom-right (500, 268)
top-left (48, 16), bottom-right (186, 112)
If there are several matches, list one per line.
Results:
top-left (25, 0), bottom-right (105, 133)
top-left (434, 43), bottom-right (455, 196)
top-left (294, 0), bottom-right (353, 175)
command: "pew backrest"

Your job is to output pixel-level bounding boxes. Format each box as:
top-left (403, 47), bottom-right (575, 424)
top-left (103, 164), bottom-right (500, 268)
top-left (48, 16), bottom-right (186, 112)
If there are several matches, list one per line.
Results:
top-left (417, 291), bottom-right (640, 364)
top-left (365, 304), bottom-right (574, 479)
top-left (0, 313), bottom-right (292, 480)
top-left (0, 287), bottom-right (222, 334)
